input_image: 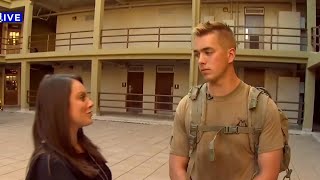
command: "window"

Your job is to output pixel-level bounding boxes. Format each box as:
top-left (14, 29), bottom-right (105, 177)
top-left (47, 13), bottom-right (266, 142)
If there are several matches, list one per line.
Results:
top-left (8, 31), bottom-right (20, 45)
top-left (5, 75), bottom-right (18, 91)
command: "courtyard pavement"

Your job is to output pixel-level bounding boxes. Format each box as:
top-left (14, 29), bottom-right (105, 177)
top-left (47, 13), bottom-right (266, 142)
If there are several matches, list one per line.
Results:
top-left (0, 111), bottom-right (319, 180)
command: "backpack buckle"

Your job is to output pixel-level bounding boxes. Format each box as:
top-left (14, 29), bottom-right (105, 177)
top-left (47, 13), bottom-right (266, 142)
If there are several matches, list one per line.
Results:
top-left (189, 124), bottom-right (199, 144)
top-left (189, 124), bottom-right (199, 157)
top-left (223, 126), bottom-right (239, 134)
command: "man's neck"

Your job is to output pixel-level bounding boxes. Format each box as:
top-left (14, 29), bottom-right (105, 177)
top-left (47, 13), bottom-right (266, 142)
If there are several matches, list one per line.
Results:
top-left (207, 75), bottom-right (241, 97)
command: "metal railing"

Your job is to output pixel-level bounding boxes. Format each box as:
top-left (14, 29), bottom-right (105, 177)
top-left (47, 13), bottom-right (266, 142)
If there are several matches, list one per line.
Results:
top-left (231, 26), bottom-right (307, 51)
top-left (27, 90), bottom-right (91, 109)
top-left (26, 89), bottom-right (305, 124)
top-left (101, 26), bottom-right (192, 48)
top-left (276, 101), bottom-right (304, 125)
top-left (26, 25), bottom-right (309, 52)
top-left (99, 92), bottom-right (183, 113)
top-left (312, 26), bottom-right (320, 52)
top-left (27, 90), bottom-right (37, 108)
top-left (0, 37), bottom-right (22, 54)
top-left (28, 30), bottom-right (94, 52)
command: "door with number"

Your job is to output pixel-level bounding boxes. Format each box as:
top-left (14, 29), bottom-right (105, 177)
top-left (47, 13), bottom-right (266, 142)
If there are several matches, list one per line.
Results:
top-left (126, 71), bottom-right (144, 113)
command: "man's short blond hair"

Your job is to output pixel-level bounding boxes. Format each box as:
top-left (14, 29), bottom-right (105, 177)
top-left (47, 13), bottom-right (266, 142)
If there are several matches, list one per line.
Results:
top-left (193, 21), bottom-right (236, 49)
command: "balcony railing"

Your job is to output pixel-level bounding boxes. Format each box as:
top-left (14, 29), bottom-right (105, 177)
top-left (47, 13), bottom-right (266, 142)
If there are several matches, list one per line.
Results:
top-left (27, 90), bottom-right (37, 108)
top-left (312, 26), bottom-right (320, 52)
top-left (27, 25), bottom-right (308, 52)
top-left (231, 26), bottom-right (307, 51)
top-left (99, 92), bottom-right (183, 114)
top-left (276, 100), bottom-right (304, 128)
top-left (0, 37), bottom-right (22, 54)
top-left (28, 30), bottom-right (93, 52)
top-left (101, 26), bottom-right (192, 48)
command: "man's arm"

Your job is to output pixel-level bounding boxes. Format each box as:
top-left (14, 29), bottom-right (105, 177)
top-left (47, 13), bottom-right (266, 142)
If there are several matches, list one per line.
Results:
top-left (169, 154), bottom-right (189, 180)
top-left (169, 96), bottom-right (190, 180)
top-left (254, 99), bottom-right (284, 180)
top-left (254, 149), bottom-right (282, 180)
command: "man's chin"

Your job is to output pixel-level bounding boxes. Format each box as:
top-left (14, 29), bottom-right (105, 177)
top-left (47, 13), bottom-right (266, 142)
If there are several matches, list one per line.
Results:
top-left (203, 76), bottom-right (213, 82)
top-left (203, 77), bottom-right (217, 83)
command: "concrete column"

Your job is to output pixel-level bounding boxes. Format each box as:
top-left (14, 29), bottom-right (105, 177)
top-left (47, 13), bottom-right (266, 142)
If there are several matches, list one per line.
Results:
top-left (143, 64), bottom-right (156, 115)
top-left (303, 69), bottom-right (315, 131)
top-left (93, 0), bottom-right (105, 49)
top-left (20, 61), bottom-right (30, 111)
top-left (189, 0), bottom-right (201, 87)
top-left (307, 0), bottom-right (316, 51)
top-left (291, 0), bottom-right (296, 12)
top-left (90, 58), bottom-right (102, 115)
top-left (22, 0), bottom-right (33, 54)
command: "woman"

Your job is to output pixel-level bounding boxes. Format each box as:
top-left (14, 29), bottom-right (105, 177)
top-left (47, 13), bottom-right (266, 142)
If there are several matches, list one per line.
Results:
top-left (26, 74), bottom-right (112, 180)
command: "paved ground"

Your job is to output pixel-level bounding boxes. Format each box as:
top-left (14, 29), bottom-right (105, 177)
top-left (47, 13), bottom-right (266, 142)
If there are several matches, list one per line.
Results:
top-left (0, 112), bottom-right (320, 180)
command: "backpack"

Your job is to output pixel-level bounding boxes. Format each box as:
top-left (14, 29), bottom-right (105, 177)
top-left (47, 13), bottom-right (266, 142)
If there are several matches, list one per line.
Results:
top-left (186, 83), bottom-right (292, 180)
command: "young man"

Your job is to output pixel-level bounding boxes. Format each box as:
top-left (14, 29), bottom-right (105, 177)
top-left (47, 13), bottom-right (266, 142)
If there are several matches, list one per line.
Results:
top-left (169, 22), bottom-right (283, 180)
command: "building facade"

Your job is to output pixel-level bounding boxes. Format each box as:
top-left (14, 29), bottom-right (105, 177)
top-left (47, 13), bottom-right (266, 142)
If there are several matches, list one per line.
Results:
top-left (0, 0), bottom-right (319, 131)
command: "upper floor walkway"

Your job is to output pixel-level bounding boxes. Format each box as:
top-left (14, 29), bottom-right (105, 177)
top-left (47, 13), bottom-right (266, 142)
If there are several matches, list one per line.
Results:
top-left (0, 0), bottom-right (318, 59)
top-left (1, 25), bottom-right (318, 55)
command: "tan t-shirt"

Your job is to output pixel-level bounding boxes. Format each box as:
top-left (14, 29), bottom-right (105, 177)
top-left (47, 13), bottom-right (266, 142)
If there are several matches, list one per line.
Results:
top-left (170, 81), bottom-right (283, 180)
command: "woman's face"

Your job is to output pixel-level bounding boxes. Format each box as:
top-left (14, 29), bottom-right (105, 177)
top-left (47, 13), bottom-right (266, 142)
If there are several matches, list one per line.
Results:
top-left (69, 80), bottom-right (94, 129)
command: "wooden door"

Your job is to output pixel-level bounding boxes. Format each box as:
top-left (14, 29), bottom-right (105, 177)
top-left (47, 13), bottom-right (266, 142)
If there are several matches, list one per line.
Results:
top-left (155, 72), bottom-right (174, 113)
top-left (4, 68), bottom-right (18, 105)
top-left (244, 68), bottom-right (265, 87)
top-left (126, 72), bottom-right (144, 113)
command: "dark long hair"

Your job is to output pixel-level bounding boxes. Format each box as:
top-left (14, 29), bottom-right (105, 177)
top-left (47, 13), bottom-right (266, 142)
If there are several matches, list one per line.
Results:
top-left (26, 74), bottom-right (106, 179)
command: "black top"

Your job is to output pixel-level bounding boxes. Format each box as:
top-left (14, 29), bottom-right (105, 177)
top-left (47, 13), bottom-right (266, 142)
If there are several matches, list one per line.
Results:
top-left (27, 152), bottom-right (112, 180)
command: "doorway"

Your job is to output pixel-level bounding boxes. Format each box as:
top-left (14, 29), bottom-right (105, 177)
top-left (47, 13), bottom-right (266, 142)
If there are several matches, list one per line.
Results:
top-left (244, 68), bottom-right (265, 87)
top-left (29, 64), bottom-right (54, 107)
top-left (6, 24), bottom-right (21, 54)
top-left (126, 70), bottom-right (144, 113)
top-left (245, 13), bottom-right (264, 49)
top-left (155, 67), bottom-right (174, 113)
top-left (4, 68), bottom-right (18, 105)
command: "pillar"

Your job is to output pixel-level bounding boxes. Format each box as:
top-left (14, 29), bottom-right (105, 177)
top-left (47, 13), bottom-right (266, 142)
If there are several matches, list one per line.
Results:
top-left (90, 58), bottom-right (102, 115)
top-left (189, 0), bottom-right (201, 87)
top-left (93, 0), bottom-right (105, 49)
top-left (20, 61), bottom-right (30, 111)
top-left (307, 0), bottom-right (316, 51)
top-left (21, 0), bottom-right (33, 54)
top-left (303, 69), bottom-right (315, 131)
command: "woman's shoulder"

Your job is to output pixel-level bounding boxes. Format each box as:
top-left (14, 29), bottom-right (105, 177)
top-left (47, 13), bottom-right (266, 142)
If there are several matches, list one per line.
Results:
top-left (37, 152), bottom-right (67, 167)
top-left (28, 152), bottom-right (77, 180)
top-left (32, 152), bottom-right (67, 172)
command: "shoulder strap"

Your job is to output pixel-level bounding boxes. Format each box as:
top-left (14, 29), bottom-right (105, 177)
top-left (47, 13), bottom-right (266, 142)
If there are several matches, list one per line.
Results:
top-left (248, 86), bottom-right (268, 151)
top-left (186, 83), bottom-right (207, 180)
top-left (247, 86), bottom-right (269, 177)
top-left (248, 86), bottom-right (262, 110)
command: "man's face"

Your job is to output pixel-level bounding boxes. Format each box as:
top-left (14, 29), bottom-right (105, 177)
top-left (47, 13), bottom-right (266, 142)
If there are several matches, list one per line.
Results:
top-left (194, 33), bottom-right (232, 83)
